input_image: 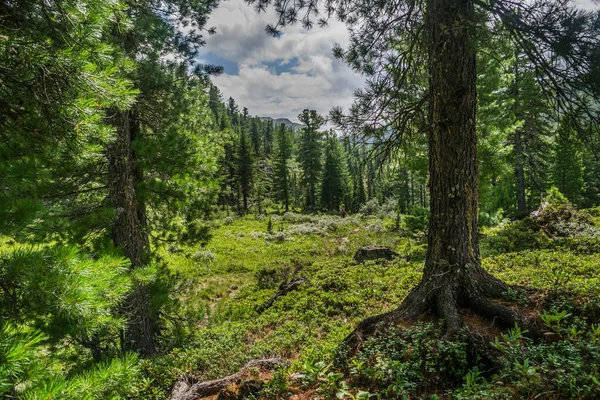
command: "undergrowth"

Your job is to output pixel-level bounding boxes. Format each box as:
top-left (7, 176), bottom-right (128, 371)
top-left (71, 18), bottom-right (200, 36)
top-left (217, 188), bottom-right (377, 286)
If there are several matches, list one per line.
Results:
top-left (137, 204), bottom-right (600, 399)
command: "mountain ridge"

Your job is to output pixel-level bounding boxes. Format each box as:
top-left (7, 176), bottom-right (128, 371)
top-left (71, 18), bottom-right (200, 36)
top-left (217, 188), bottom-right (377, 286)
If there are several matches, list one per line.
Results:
top-left (259, 116), bottom-right (304, 131)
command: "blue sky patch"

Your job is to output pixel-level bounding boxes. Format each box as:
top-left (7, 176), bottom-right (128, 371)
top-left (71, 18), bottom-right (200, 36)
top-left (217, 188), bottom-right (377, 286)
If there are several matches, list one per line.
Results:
top-left (262, 57), bottom-right (300, 75)
top-left (199, 52), bottom-right (240, 75)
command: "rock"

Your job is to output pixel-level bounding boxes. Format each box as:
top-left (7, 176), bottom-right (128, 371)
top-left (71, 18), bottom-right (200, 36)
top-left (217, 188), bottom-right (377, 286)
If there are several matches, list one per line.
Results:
top-left (238, 380), bottom-right (264, 398)
top-left (354, 245), bottom-right (399, 263)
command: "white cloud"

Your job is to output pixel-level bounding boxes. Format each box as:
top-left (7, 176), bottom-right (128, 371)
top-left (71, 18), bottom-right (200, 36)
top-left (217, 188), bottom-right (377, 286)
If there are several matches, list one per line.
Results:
top-left (575, 0), bottom-right (599, 10)
top-left (203, 0), bottom-right (599, 122)
top-left (201, 0), bottom-right (363, 121)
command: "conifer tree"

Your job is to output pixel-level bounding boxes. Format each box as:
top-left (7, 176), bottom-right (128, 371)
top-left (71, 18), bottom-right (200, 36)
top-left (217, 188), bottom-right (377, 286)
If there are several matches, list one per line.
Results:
top-left (274, 123), bottom-right (294, 211)
top-left (321, 131), bottom-right (348, 211)
top-left (227, 97), bottom-right (240, 127)
top-left (553, 120), bottom-right (585, 205)
top-left (297, 110), bottom-right (325, 211)
top-left (209, 84), bottom-right (224, 121)
top-left (238, 127), bottom-right (254, 212)
top-left (249, 0), bottom-right (600, 341)
top-left (250, 117), bottom-right (262, 156)
top-left (264, 119), bottom-right (274, 156)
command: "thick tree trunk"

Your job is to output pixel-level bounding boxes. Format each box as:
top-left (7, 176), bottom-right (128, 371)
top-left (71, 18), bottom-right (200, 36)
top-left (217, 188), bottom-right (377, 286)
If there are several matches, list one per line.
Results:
top-left (422, 0), bottom-right (484, 338)
top-left (345, 0), bottom-right (537, 346)
top-left (107, 109), bottom-right (155, 355)
top-left (107, 110), bottom-right (145, 267)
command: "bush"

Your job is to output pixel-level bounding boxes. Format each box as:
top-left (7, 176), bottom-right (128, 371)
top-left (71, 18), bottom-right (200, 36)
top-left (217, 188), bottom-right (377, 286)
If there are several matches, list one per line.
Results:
top-left (379, 198), bottom-right (399, 218)
top-left (365, 221), bottom-right (383, 233)
top-left (359, 199), bottom-right (380, 216)
top-left (480, 219), bottom-right (548, 256)
top-left (192, 250), bottom-right (216, 263)
top-left (283, 212), bottom-right (315, 224)
top-left (349, 323), bottom-right (470, 397)
top-left (532, 186), bottom-right (593, 236)
top-left (266, 232), bottom-right (287, 242)
top-left (403, 206), bottom-right (429, 233)
top-left (286, 224), bottom-right (325, 236)
top-left (254, 265), bottom-right (292, 289)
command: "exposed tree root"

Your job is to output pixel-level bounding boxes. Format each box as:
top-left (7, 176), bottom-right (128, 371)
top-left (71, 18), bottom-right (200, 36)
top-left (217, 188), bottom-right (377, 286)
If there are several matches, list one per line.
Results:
top-left (170, 358), bottom-right (289, 400)
top-left (344, 265), bottom-right (541, 352)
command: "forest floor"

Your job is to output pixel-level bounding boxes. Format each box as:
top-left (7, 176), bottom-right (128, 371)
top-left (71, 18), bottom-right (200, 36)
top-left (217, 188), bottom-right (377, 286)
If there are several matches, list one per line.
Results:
top-left (146, 207), bottom-right (600, 399)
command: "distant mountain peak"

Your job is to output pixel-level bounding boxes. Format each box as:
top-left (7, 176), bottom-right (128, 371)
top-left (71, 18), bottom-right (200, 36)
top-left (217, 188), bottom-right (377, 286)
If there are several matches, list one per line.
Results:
top-left (259, 116), bottom-right (304, 131)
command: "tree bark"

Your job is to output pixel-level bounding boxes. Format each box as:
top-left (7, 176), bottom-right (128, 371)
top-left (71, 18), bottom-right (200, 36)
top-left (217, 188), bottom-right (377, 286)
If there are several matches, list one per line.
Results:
top-left (345, 0), bottom-right (538, 346)
top-left (107, 110), bottom-right (145, 268)
top-left (423, 0), bottom-right (483, 338)
top-left (107, 109), bottom-right (155, 355)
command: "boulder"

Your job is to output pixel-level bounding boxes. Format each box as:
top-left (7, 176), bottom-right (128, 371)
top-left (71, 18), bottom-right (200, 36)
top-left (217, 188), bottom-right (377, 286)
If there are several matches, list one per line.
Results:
top-left (354, 245), bottom-right (399, 263)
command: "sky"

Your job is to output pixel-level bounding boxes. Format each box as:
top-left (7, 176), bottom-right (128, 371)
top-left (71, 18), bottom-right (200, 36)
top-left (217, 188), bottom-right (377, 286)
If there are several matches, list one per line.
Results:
top-left (199, 0), bottom-right (599, 123)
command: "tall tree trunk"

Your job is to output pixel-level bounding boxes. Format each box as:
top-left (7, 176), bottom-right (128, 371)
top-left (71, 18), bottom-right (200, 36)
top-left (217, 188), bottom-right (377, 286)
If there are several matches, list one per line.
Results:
top-left (130, 108), bottom-right (150, 252)
top-left (422, 0), bottom-right (483, 337)
top-left (107, 109), bottom-right (154, 355)
top-left (107, 110), bottom-right (144, 267)
top-left (346, 0), bottom-right (537, 345)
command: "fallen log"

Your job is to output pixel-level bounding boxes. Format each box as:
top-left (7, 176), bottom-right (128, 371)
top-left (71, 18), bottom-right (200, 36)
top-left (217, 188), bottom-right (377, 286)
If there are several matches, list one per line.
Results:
top-left (170, 358), bottom-right (289, 400)
top-left (257, 276), bottom-right (310, 313)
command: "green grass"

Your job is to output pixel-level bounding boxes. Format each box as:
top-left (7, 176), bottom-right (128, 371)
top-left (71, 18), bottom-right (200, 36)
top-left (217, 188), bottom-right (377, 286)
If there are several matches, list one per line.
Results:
top-left (144, 211), bottom-right (600, 399)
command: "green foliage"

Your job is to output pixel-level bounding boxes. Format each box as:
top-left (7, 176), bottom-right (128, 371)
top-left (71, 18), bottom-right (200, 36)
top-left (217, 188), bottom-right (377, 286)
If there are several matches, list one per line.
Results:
top-left (349, 323), bottom-right (470, 397)
top-left (403, 206), bottom-right (429, 233)
top-left (297, 110), bottom-right (326, 211)
top-left (321, 131), bottom-right (349, 211)
top-left (553, 121), bottom-right (586, 205)
top-left (0, 245), bottom-right (130, 340)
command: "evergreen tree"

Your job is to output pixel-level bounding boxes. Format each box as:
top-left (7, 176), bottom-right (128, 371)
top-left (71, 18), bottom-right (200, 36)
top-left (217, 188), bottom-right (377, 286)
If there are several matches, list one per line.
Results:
top-left (238, 127), bottom-right (254, 212)
top-left (250, 117), bottom-right (262, 156)
top-left (264, 119), bottom-right (274, 156)
top-left (478, 34), bottom-right (553, 216)
top-left (321, 131), bottom-right (348, 211)
top-left (227, 97), bottom-right (240, 126)
top-left (553, 120), bottom-right (585, 205)
top-left (208, 84), bottom-right (224, 121)
top-left (250, 0), bottom-right (600, 340)
top-left (297, 109), bottom-right (325, 211)
top-left (273, 123), bottom-right (294, 211)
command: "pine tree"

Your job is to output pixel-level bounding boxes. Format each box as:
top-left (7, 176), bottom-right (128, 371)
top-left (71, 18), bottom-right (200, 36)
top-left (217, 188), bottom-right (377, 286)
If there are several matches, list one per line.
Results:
top-left (250, 0), bottom-right (600, 340)
top-left (250, 117), bottom-right (262, 156)
top-left (553, 120), bottom-right (585, 205)
top-left (321, 131), bottom-right (348, 211)
top-left (264, 119), bottom-right (274, 156)
top-left (238, 127), bottom-right (254, 212)
top-left (208, 84), bottom-right (224, 121)
top-left (273, 123), bottom-right (294, 211)
top-left (227, 97), bottom-right (240, 126)
top-left (297, 110), bottom-right (325, 211)
top-left (103, 0), bottom-right (222, 354)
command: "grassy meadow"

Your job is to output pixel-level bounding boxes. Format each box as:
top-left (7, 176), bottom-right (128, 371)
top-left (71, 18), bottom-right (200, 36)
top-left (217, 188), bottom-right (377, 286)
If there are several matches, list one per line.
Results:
top-left (143, 205), bottom-right (600, 399)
